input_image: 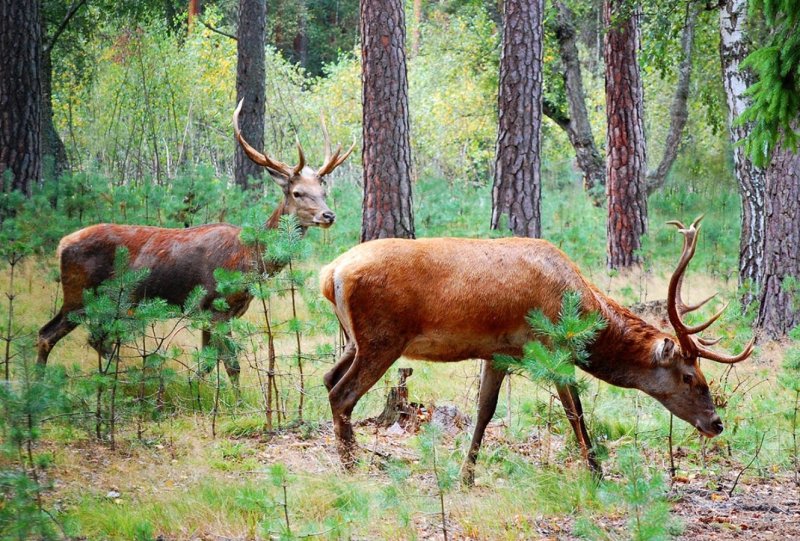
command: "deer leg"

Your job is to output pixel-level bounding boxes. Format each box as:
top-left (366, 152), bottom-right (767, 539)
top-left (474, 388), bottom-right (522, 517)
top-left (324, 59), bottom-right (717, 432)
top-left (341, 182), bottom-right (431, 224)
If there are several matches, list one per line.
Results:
top-left (219, 328), bottom-right (241, 398)
top-left (461, 360), bottom-right (506, 486)
top-left (196, 329), bottom-right (215, 377)
top-left (37, 309), bottom-right (79, 367)
top-left (328, 343), bottom-right (402, 470)
top-left (556, 383), bottom-right (601, 476)
top-left (324, 341), bottom-right (356, 392)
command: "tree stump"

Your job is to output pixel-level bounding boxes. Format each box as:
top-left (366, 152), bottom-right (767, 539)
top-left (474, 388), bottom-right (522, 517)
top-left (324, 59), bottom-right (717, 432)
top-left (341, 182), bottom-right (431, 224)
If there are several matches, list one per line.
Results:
top-left (372, 367), bottom-right (420, 430)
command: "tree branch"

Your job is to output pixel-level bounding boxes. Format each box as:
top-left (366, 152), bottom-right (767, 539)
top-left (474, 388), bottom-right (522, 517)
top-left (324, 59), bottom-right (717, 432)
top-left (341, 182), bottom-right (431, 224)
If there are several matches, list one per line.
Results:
top-left (645, 0), bottom-right (700, 195)
top-left (44, 0), bottom-right (88, 53)
top-left (543, 98), bottom-right (570, 132)
top-left (552, 1), bottom-right (605, 204)
top-left (199, 18), bottom-right (237, 41)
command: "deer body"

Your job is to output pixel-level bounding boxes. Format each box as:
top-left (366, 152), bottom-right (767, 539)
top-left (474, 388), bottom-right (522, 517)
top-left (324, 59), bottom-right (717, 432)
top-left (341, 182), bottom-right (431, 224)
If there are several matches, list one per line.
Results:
top-left (321, 224), bottom-right (753, 481)
top-left (38, 100), bottom-right (355, 380)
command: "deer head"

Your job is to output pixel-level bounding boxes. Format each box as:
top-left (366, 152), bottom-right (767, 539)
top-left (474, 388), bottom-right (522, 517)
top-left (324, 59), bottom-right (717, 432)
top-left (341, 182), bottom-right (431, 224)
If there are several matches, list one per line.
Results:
top-left (641, 216), bottom-right (754, 437)
top-left (233, 100), bottom-right (355, 229)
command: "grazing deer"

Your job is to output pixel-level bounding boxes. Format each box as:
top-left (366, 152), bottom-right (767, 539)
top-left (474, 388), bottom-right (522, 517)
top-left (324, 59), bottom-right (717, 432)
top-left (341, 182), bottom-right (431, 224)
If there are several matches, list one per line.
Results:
top-left (319, 216), bottom-right (754, 483)
top-left (37, 100), bottom-right (355, 386)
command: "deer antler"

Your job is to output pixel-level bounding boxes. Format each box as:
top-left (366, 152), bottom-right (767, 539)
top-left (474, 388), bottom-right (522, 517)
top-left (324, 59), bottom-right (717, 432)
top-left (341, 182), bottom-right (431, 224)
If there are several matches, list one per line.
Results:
top-left (317, 113), bottom-right (356, 177)
top-left (233, 99), bottom-right (305, 179)
top-left (666, 215), bottom-right (755, 364)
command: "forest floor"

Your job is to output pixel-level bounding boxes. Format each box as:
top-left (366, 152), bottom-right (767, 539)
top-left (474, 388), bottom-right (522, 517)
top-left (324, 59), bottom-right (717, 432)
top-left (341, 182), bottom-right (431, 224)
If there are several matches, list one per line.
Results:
top-left (42, 412), bottom-right (799, 540)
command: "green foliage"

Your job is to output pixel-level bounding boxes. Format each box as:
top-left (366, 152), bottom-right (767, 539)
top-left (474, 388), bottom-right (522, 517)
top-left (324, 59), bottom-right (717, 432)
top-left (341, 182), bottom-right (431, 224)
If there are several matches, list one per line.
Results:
top-left (575, 447), bottom-right (679, 540)
top-left (741, 0), bottom-right (800, 165)
top-left (0, 351), bottom-right (68, 540)
top-left (495, 291), bottom-right (606, 387)
top-left (69, 248), bottom-right (149, 353)
top-left (264, 216), bottom-right (312, 268)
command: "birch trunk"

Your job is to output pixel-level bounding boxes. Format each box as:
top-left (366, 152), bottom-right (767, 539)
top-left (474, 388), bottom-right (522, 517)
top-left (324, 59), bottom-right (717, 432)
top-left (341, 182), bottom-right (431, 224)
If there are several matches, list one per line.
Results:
top-left (720, 0), bottom-right (766, 294)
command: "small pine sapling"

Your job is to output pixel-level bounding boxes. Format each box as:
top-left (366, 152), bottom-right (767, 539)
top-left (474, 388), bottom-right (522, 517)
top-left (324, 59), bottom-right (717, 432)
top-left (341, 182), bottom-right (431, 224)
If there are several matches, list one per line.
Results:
top-left (417, 424), bottom-right (461, 541)
top-left (496, 290), bottom-right (606, 387)
top-left (0, 345), bottom-right (67, 539)
top-left (0, 221), bottom-right (34, 381)
top-left (495, 291), bottom-right (606, 462)
top-left (69, 248), bottom-right (149, 446)
top-left (575, 446), bottom-right (679, 541)
top-left (261, 215), bottom-right (312, 423)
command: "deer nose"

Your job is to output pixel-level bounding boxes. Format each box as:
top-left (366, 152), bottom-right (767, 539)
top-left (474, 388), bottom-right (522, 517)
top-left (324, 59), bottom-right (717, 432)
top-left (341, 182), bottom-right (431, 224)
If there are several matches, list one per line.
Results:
top-left (710, 414), bottom-right (724, 434)
top-left (322, 211), bottom-right (335, 223)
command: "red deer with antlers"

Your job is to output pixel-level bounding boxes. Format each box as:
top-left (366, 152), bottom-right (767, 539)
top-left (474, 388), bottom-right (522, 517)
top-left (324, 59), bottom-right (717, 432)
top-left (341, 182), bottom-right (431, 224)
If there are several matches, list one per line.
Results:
top-left (37, 100), bottom-right (355, 385)
top-left (320, 216), bottom-right (753, 482)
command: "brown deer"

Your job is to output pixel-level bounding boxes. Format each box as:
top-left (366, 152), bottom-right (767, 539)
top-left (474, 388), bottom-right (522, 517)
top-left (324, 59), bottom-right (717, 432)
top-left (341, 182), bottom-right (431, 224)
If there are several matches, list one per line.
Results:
top-left (319, 216), bottom-right (754, 483)
top-left (37, 100), bottom-right (355, 386)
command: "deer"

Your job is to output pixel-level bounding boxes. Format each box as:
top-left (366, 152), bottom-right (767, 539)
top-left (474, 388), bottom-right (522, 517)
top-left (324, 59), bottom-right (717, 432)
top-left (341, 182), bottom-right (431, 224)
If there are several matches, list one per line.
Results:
top-left (37, 99), bottom-right (356, 388)
top-left (319, 216), bottom-right (754, 484)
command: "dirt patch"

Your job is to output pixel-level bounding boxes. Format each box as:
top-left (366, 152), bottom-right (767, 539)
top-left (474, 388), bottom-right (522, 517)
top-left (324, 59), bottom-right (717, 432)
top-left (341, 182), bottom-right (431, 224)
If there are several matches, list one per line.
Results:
top-left (672, 477), bottom-right (799, 540)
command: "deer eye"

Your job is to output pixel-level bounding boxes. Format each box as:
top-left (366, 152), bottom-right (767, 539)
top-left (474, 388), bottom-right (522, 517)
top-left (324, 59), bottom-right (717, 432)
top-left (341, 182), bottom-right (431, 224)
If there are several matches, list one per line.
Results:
top-left (292, 191), bottom-right (303, 198)
top-left (682, 374), bottom-right (694, 385)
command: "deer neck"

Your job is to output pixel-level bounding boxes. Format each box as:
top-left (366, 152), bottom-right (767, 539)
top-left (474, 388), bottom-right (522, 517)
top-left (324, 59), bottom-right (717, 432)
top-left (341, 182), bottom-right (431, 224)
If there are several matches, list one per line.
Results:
top-left (583, 293), bottom-right (664, 389)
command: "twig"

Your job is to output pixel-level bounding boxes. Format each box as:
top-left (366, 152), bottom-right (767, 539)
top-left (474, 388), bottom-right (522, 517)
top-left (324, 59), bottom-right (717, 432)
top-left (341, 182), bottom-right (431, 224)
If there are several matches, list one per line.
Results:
top-left (728, 432), bottom-right (766, 497)
top-left (668, 414), bottom-right (676, 480)
top-left (198, 18), bottom-right (237, 41)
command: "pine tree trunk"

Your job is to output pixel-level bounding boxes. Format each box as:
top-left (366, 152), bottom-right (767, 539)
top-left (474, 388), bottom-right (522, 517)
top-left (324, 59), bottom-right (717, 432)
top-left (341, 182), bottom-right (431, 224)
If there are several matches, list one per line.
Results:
top-left (757, 141), bottom-right (800, 337)
top-left (234, 0), bottom-right (266, 190)
top-left (360, 0), bottom-right (415, 241)
top-left (604, 0), bottom-right (647, 269)
top-left (491, 0), bottom-right (543, 238)
top-left (553, 1), bottom-right (604, 202)
top-left (0, 0), bottom-right (42, 198)
top-left (719, 0), bottom-right (766, 294)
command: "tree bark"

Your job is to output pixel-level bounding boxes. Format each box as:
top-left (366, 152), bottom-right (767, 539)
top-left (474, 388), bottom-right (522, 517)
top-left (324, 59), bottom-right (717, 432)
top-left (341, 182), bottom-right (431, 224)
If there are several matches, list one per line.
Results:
top-left (552, 1), bottom-right (605, 203)
top-left (0, 0), bottom-right (42, 198)
top-left (604, 0), bottom-right (647, 269)
top-left (234, 0), bottom-right (266, 190)
top-left (360, 0), bottom-right (415, 241)
top-left (757, 140), bottom-right (800, 337)
top-left (719, 0), bottom-right (766, 294)
top-left (645, 0), bottom-right (699, 194)
top-left (491, 0), bottom-right (543, 239)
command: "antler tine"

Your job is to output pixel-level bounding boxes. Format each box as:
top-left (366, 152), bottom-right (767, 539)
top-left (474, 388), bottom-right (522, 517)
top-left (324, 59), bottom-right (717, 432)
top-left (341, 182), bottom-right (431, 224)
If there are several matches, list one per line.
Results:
top-left (697, 336), bottom-right (722, 347)
top-left (293, 137), bottom-right (306, 176)
top-left (698, 337), bottom-right (755, 364)
top-left (667, 219), bottom-right (701, 351)
top-left (681, 302), bottom-right (729, 335)
top-left (233, 99), bottom-right (295, 177)
top-left (320, 113), bottom-right (332, 161)
top-left (333, 138), bottom-right (357, 169)
top-left (317, 115), bottom-right (356, 177)
top-left (680, 293), bottom-right (716, 315)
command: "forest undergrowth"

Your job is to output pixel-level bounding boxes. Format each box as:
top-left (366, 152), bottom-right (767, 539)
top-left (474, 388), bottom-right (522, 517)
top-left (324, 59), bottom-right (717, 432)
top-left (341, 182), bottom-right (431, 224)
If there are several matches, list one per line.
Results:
top-left (1, 169), bottom-right (797, 540)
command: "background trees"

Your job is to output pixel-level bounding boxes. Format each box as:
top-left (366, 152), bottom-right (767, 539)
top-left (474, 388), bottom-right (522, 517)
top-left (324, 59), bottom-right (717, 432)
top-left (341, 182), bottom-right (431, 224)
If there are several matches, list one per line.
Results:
top-left (0, 0), bottom-right (42, 199)
top-left (359, 0), bottom-right (415, 241)
top-left (603, 0), bottom-right (647, 269)
top-left (491, 0), bottom-right (544, 238)
top-left (234, 0), bottom-right (266, 190)
top-left (719, 0), bottom-right (766, 297)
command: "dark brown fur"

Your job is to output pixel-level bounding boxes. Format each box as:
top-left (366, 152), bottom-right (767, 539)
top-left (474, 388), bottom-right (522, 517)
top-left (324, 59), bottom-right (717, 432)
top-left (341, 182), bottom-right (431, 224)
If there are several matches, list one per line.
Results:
top-left (38, 154), bottom-right (344, 381)
top-left (320, 237), bottom-right (727, 481)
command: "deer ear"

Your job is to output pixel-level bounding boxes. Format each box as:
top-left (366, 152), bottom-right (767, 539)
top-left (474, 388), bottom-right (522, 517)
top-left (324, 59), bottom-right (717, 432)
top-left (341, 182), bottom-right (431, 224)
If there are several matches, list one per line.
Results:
top-left (653, 338), bottom-right (678, 366)
top-left (267, 169), bottom-right (291, 189)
